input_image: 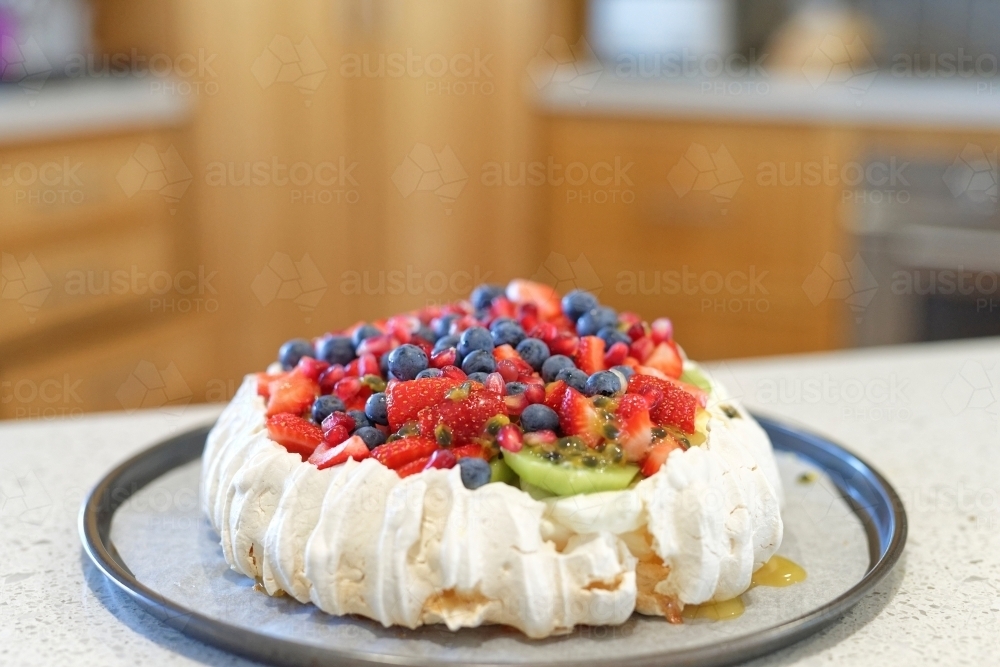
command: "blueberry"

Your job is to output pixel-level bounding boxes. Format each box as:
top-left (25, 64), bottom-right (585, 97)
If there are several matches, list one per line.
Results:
top-left (365, 392), bottom-right (388, 426)
top-left (490, 318), bottom-right (525, 347)
top-left (278, 338), bottom-right (314, 369)
top-left (354, 426), bottom-right (386, 450)
top-left (516, 337), bottom-right (550, 371)
top-left (506, 381), bottom-right (528, 395)
top-left (597, 326), bottom-right (631, 348)
top-left (577, 306), bottom-right (617, 337)
top-left (541, 354), bottom-right (576, 382)
top-left (611, 364), bottom-right (635, 380)
top-left (458, 457), bottom-right (492, 490)
top-left (585, 371), bottom-right (621, 397)
top-left (556, 367), bottom-right (588, 393)
top-left (461, 349), bottom-right (496, 375)
top-left (467, 372), bottom-right (489, 384)
top-left (520, 404), bottom-right (560, 432)
top-left (315, 335), bottom-right (355, 366)
top-left (416, 368), bottom-right (443, 379)
top-left (415, 325), bottom-right (436, 343)
top-left (348, 409), bottom-right (371, 430)
top-left (470, 283), bottom-right (505, 311)
top-left (561, 289), bottom-right (599, 321)
top-left (311, 395), bottom-right (346, 424)
top-left (432, 314), bottom-right (459, 339)
top-left (432, 334), bottom-right (460, 356)
top-left (387, 344), bottom-right (428, 381)
top-left (351, 324), bottom-right (382, 349)
top-left (458, 326), bottom-right (494, 358)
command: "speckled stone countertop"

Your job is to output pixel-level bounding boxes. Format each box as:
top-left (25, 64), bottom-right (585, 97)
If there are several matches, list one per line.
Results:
top-left (2, 338), bottom-right (998, 666)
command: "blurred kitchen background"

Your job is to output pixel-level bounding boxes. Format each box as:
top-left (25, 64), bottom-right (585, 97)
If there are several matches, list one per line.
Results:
top-left (3, 0), bottom-right (1000, 418)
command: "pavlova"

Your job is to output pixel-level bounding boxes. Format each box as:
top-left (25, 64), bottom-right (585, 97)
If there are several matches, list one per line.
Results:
top-left (200, 280), bottom-right (783, 638)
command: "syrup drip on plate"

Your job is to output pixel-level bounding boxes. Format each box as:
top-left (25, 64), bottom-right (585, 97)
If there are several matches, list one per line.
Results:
top-left (682, 555), bottom-right (806, 621)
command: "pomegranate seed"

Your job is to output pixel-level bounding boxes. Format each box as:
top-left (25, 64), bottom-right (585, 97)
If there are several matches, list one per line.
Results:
top-left (630, 337), bottom-right (655, 363)
top-left (524, 384), bottom-right (545, 405)
top-left (497, 424), bottom-right (524, 452)
top-left (357, 334), bottom-right (395, 358)
top-left (524, 429), bottom-right (557, 446)
top-left (529, 322), bottom-right (558, 343)
top-left (357, 353), bottom-right (379, 376)
top-left (321, 424), bottom-right (350, 446)
top-left (321, 411), bottom-right (356, 435)
top-left (430, 348), bottom-right (457, 369)
top-left (497, 359), bottom-right (520, 382)
top-left (626, 322), bottom-right (646, 341)
top-left (490, 296), bottom-right (516, 319)
top-left (424, 449), bottom-right (457, 470)
top-left (334, 377), bottom-right (362, 401)
top-left (319, 365), bottom-right (346, 393)
top-left (295, 356), bottom-right (328, 382)
top-left (604, 341), bottom-right (629, 367)
top-left (485, 372), bottom-right (506, 394)
top-left (549, 332), bottom-right (580, 356)
top-left (450, 315), bottom-right (479, 335)
top-left (440, 365), bottom-right (468, 381)
top-left (504, 393), bottom-right (528, 416)
top-left (651, 318), bottom-right (673, 344)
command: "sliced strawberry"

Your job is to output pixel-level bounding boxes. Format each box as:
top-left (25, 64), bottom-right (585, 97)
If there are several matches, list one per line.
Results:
top-left (356, 333), bottom-right (394, 358)
top-left (629, 336), bottom-right (655, 363)
top-left (645, 341), bottom-right (683, 379)
top-left (641, 437), bottom-right (683, 477)
top-left (418, 387), bottom-right (506, 444)
top-left (397, 455), bottom-right (433, 478)
top-left (559, 388), bottom-right (605, 448)
top-left (616, 393), bottom-right (654, 462)
top-left (529, 322), bottom-right (558, 344)
top-left (255, 371), bottom-right (287, 399)
top-left (266, 413), bottom-right (322, 457)
top-left (493, 344), bottom-right (520, 362)
top-left (266, 369), bottom-right (319, 417)
top-left (628, 374), bottom-right (699, 434)
top-left (549, 332), bottom-right (580, 357)
top-left (385, 377), bottom-right (463, 429)
top-left (505, 279), bottom-right (561, 319)
top-left (604, 341), bottom-right (629, 367)
top-left (650, 317), bottom-right (673, 344)
top-left (575, 335), bottom-right (606, 375)
top-left (544, 380), bottom-right (570, 411)
top-left (490, 296), bottom-right (517, 320)
top-left (451, 443), bottom-right (488, 460)
top-left (371, 436), bottom-right (438, 469)
top-left (309, 435), bottom-right (370, 469)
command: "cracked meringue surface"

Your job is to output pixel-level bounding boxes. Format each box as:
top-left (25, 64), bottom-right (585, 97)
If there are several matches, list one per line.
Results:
top-left (201, 372), bottom-right (783, 638)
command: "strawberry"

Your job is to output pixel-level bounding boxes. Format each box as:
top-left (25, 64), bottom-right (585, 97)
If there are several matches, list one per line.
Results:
top-left (604, 341), bottom-right (629, 367)
top-left (490, 296), bottom-right (517, 320)
top-left (627, 374), bottom-right (699, 434)
top-left (529, 322), bottom-right (558, 344)
top-left (640, 437), bottom-right (683, 477)
top-left (544, 380), bottom-right (570, 411)
top-left (418, 387), bottom-right (506, 444)
top-left (266, 413), bottom-right (322, 457)
top-left (451, 443), bottom-right (488, 460)
top-left (356, 334), bottom-right (396, 358)
top-left (505, 279), bottom-right (561, 319)
top-left (616, 393), bottom-right (654, 462)
top-left (559, 388), bottom-right (606, 448)
top-left (618, 311), bottom-right (642, 327)
top-left (309, 435), bottom-right (370, 469)
top-left (397, 455), bottom-right (433, 478)
top-left (645, 341), bottom-right (683, 379)
top-left (385, 377), bottom-right (463, 429)
top-left (549, 332), bottom-right (579, 357)
top-left (266, 369), bottom-right (319, 417)
top-left (371, 436), bottom-right (438, 469)
top-left (493, 344), bottom-right (520, 362)
top-left (575, 335), bottom-right (606, 375)
top-left (517, 302), bottom-right (539, 332)
top-left (255, 371), bottom-right (286, 399)
top-left (629, 336), bottom-right (655, 363)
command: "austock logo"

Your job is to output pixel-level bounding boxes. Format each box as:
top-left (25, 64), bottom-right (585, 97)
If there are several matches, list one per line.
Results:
top-left (667, 144), bottom-right (743, 212)
top-left (943, 143), bottom-right (998, 205)
top-left (0, 35), bottom-right (51, 95)
top-left (802, 252), bottom-right (877, 321)
top-left (526, 35), bottom-right (603, 103)
top-left (0, 252), bottom-right (51, 323)
top-left (802, 34), bottom-right (878, 98)
top-left (116, 361), bottom-right (192, 415)
top-left (943, 360), bottom-right (1000, 418)
top-left (531, 252), bottom-right (602, 297)
top-left (392, 143), bottom-right (468, 213)
top-left (116, 143), bottom-right (193, 213)
top-left (252, 35), bottom-right (327, 99)
top-left (251, 252), bottom-right (327, 322)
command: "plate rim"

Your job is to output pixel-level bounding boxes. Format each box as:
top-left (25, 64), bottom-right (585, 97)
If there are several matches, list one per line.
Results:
top-left (79, 414), bottom-right (907, 667)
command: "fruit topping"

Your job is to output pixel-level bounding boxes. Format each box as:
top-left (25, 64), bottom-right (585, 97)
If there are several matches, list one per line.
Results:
top-left (385, 377), bottom-right (462, 429)
top-left (266, 368), bottom-right (320, 417)
top-left (515, 337), bottom-right (550, 371)
top-left (575, 335), bottom-right (606, 375)
top-left (584, 370), bottom-right (622, 398)
top-left (312, 395), bottom-right (346, 424)
top-left (308, 435), bottom-right (370, 469)
top-left (520, 403), bottom-right (559, 432)
top-left (417, 385), bottom-right (505, 444)
top-left (627, 374), bottom-right (699, 434)
top-left (278, 338), bottom-right (314, 370)
top-left (371, 435), bottom-right (439, 469)
top-left (503, 446), bottom-right (639, 496)
top-left (387, 343), bottom-right (429, 380)
top-left (266, 413), bottom-right (323, 457)
top-left (458, 457), bottom-right (493, 489)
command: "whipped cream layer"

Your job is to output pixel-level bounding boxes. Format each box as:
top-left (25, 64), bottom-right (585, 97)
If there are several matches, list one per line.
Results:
top-left (201, 371), bottom-right (783, 638)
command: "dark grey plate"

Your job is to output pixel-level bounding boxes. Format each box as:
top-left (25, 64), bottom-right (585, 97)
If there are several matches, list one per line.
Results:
top-left (80, 415), bottom-right (906, 667)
